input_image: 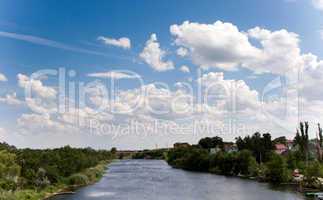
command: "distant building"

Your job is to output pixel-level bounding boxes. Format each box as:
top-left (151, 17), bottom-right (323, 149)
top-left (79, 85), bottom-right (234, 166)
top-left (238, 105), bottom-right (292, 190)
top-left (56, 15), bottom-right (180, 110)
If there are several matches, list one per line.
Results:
top-left (275, 143), bottom-right (288, 155)
top-left (173, 143), bottom-right (190, 148)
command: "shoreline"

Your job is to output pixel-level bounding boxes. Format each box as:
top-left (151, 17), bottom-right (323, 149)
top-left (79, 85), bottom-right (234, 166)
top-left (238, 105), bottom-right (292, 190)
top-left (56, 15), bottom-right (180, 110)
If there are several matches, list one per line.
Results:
top-left (168, 162), bottom-right (320, 197)
top-left (42, 160), bottom-right (116, 200)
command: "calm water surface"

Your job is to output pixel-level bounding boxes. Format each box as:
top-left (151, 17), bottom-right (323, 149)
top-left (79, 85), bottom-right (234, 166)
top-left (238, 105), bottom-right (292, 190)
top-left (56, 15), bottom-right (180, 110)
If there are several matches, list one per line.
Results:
top-left (51, 159), bottom-right (307, 200)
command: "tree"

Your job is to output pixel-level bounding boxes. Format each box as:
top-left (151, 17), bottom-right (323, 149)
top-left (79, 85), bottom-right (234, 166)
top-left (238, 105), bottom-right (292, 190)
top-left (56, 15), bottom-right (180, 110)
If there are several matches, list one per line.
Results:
top-left (198, 136), bottom-right (223, 149)
top-left (294, 122), bottom-right (310, 160)
top-left (318, 124), bottom-right (323, 148)
top-left (35, 168), bottom-right (50, 189)
top-left (317, 124), bottom-right (323, 161)
top-left (265, 154), bottom-right (289, 184)
top-left (273, 136), bottom-right (287, 145)
top-left (305, 161), bottom-right (322, 184)
top-left (235, 133), bottom-right (273, 163)
top-left (0, 150), bottom-right (21, 190)
top-left (111, 147), bottom-right (117, 155)
top-left (236, 150), bottom-right (255, 176)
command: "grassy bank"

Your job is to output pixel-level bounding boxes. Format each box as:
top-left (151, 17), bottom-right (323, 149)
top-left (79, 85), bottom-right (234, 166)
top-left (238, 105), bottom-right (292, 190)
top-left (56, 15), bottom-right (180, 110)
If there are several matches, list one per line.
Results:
top-left (0, 160), bottom-right (113, 200)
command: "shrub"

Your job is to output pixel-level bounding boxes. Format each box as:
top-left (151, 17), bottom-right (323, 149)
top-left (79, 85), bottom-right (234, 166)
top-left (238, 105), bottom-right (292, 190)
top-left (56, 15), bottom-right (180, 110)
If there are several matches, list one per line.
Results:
top-left (265, 154), bottom-right (289, 184)
top-left (67, 174), bottom-right (89, 186)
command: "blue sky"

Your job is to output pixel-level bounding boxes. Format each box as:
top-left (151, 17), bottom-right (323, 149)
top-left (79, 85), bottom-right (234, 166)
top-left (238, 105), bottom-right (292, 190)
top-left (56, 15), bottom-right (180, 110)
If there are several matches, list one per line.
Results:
top-left (0, 0), bottom-right (323, 149)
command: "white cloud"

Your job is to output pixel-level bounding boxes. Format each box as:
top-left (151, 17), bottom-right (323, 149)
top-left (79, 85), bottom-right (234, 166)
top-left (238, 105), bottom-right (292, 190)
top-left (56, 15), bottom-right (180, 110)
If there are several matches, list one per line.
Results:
top-left (179, 65), bottom-right (190, 73)
top-left (140, 34), bottom-right (174, 72)
top-left (0, 73), bottom-right (7, 81)
top-left (98, 36), bottom-right (131, 49)
top-left (176, 47), bottom-right (188, 57)
top-left (197, 72), bottom-right (260, 111)
top-left (313, 0), bottom-right (323, 11)
top-left (4, 21), bottom-right (323, 149)
top-left (300, 53), bottom-right (323, 100)
top-left (0, 31), bottom-right (107, 57)
top-left (170, 21), bottom-right (302, 75)
top-left (170, 21), bottom-right (261, 70)
top-left (246, 27), bottom-right (301, 74)
top-left (17, 113), bottom-right (66, 133)
top-left (87, 71), bottom-right (139, 79)
top-left (17, 73), bottom-right (57, 99)
top-left (0, 92), bottom-right (23, 106)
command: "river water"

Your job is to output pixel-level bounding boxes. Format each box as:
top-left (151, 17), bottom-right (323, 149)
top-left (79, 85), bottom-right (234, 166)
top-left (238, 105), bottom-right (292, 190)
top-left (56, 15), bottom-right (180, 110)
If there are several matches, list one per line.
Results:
top-left (50, 159), bottom-right (307, 200)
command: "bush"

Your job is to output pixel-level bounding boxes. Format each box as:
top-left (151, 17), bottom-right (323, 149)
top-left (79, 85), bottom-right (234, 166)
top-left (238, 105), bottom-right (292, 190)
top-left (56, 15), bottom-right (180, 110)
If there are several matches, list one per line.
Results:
top-left (265, 154), bottom-right (289, 184)
top-left (67, 174), bottom-right (89, 186)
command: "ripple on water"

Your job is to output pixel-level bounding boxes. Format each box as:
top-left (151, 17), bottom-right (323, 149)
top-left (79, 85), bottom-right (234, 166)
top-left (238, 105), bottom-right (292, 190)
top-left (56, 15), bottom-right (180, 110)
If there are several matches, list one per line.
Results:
top-left (87, 191), bottom-right (116, 197)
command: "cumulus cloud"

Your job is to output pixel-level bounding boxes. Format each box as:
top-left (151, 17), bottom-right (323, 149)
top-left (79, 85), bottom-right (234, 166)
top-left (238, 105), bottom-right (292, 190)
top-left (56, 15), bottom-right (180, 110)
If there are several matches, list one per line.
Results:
top-left (176, 47), bottom-right (188, 57)
top-left (9, 68), bottom-right (323, 148)
top-left (179, 65), bottom-right (190, 73)
top-left (197, 72), bottom-right (260, 111)
top-left (312, 0), bottom-right (323, 11)
top-left (87, 71), bottom-right (139, 79)
top-left (0, 93), bottom-right (24, 106)
top-left (4, 21), bottom-right (323, 149)
top-left (98, 36), bottom-right (131, 49)
top-left (17, 73), bottom-right (57, 99)
top-left (17, 113), bottom-right (66, 133)
top-left (0, 73), bottom-right (7, 81)
top-left (170, 21), bottom-right (302, 75)
top-left (140, 34), bottom-right (174, 72)
top-left (300, 53), bottom-right (323, 100)
top-left (246, 27), bottom-right (301, 74)
top-left (170, 21), bottom-right (261, 70)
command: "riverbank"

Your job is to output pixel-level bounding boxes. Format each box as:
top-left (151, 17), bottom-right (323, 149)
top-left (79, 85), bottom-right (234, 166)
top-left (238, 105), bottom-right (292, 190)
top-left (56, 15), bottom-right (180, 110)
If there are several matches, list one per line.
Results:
top-left (0, 160), bottom-right (114, 200)
top-left (42, 160), bottom-right (115, 200)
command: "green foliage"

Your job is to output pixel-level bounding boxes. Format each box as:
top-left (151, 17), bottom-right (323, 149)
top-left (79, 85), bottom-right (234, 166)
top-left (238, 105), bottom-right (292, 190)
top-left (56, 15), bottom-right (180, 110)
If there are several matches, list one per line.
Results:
top-left (0, 150), bottom-right (21, 190)
top-left (273, 136), bottom-right (287, 145)
top-left (198, 136), bottom-right (223, 149)
top-left (0, 142), bottom-right (115, 200)
top-left (318, 124), bottom-right (323, 147)
top-left (111, 147), bottom-right (117, 154)
top-left (132, 149), bottom-right (166, 160)
top-left (169, 146), bottom-right (259, 177)
top-left (67, 174), bottom-right (89, 186)
top-left (167, 147), bottom-right (209, 171)
top-left (265, 153), bottom-right (289, 184)
top-left (294, 122), bottom-right (310, 160)
top-left (236, 132), bottom-right (274, 163)
top-left (236, 150), bottom-right (257, 176)
top-left (305, 161), bottom-right (323, 183)
top-left (16, 146), bottom-right (114, 187)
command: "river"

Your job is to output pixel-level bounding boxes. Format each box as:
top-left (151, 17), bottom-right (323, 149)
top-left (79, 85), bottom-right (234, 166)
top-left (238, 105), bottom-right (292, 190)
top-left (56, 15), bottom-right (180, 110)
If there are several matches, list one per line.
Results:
top-left (50, 159), bottom-right (307, 200)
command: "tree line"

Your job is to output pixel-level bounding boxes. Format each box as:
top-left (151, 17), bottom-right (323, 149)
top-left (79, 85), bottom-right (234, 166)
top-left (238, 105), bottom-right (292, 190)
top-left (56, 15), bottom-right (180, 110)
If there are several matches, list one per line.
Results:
top-left (167, 122), bottom-right (323, 188)
top-left (0, 143), bottom-right (116, 200)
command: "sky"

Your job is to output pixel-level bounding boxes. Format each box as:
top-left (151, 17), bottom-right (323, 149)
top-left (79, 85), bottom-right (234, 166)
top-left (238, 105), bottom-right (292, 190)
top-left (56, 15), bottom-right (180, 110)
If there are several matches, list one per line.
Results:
top-left (0, 0), bottom-right (323, 149)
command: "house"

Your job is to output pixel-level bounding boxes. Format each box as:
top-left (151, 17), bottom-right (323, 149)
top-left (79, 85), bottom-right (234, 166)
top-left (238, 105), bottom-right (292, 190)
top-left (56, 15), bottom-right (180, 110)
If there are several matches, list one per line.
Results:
top-left (173, 143), bottom-right (190, 148)
top-left (275, 143), bottom-right (288, 154)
